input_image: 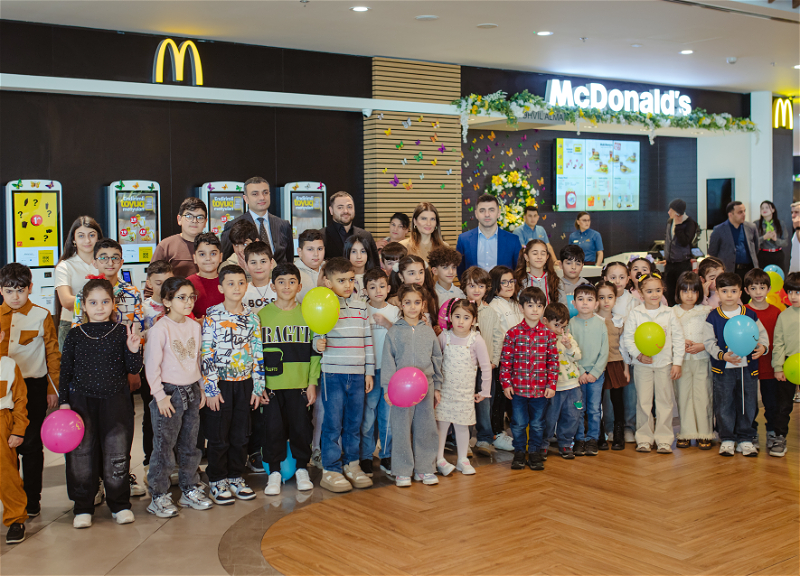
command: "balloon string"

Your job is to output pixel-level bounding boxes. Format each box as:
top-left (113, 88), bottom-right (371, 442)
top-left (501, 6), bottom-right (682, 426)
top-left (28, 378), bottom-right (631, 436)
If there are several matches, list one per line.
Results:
top-left (741, 366), bottom-right (744, 415)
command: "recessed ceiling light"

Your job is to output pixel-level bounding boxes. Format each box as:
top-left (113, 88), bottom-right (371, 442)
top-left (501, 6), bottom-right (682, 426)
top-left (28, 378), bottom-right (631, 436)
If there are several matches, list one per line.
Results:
top-left (680, 49), bottom-right (694, 55)
top-left (631, 43), bottom-right (642, 48)
top-left (477, 23), bottom-right (498, 29)
top-left (415, 15), bottom-right (439, 20)
top-left (350, 6), bottom-right (369, 12)
top-left (537, 31), bottom-right (553, 36)
top-left (795, 64), bottom-right (800, 69)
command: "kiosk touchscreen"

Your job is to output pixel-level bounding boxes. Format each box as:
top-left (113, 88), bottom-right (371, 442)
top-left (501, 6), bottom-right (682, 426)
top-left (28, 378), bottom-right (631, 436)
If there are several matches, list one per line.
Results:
top-left (279, 182), bottom-right (327, 257)
top-left (105, 180), bottom-right (161, 291)
top-left (196, 182), bottom-right (245, 236)
top-left (4, 179), bottom-right (63, 313)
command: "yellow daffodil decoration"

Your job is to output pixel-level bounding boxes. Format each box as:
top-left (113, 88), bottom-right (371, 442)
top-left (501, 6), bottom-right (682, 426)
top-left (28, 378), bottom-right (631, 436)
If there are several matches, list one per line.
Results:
top-left (486, 170), bottom-right (538, 232)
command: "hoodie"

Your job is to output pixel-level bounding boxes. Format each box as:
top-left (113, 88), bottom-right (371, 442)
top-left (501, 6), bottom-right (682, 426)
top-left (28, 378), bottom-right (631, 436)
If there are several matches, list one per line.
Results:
top-left (380, 318), bottom-right (444, 391)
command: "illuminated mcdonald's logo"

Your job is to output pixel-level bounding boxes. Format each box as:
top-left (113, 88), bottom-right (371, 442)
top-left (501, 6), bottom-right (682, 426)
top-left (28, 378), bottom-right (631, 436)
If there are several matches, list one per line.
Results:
top-left (773, 98), bottom-right (793, 130)
top-left (153, 39), bottom-right (203, 86)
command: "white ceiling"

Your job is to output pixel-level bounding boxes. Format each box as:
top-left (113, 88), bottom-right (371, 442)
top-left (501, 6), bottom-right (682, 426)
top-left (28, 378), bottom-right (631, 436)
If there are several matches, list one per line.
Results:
top-left (2, 0), bottom-right (799, 97)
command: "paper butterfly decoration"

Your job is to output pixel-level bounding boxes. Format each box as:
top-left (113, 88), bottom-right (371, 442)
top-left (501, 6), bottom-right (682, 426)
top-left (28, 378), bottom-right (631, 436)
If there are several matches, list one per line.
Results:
top-left (488, 131), bottom-right (496, 140)
top-left (542, 215), bottom-right (547, 220)
top-left (523, 163), bottom-right (530, 170)
top-left (485, 146), bottom-right (491, 153)
top-left (415, 152), bottom-right (423, 162)
top-left (384, 128), bottom-right (392, 136)
top-left (440, 184), bottom-right (445, 189)
top-left (430, 134), bottom-right (438, 143)
top-left (472, 138), bottom-right (477, 144)
top-left (132, 182), bottom-right (140, 189)
top-left (382, 168), bottom-right (387, 174)
top-left (467, 177), bottom-right (473, 183)
top-left (236, 185), bottom-right (242, 191)
top-left (222, 184), bottom-right (228, 190)
top-left (519, 143), bottom-right (523, 148)
top-left (477, 161), bottom-right (484, 168)
top-left (415, 140), bottom-right (421, 145)
top-left (500, 163), bottom-right (506, 170)
top-left (506, 149), bottom-right (513, 156)
top-left (537, 177), bottom-right (544, 187)
top-left (522, 135), bottom-right (527, 141)
top-left (439, 144), bottom-right (447, 154)
top-left (45, 181), bottom-right (55, 189)
top-left (431, 159), bottom-right (438, 165)
top-left (418, 116), bottom-right (424, 122)
top-left (318, 183), bottom-right (324, 190)
top-left (432, 121), bottom-right (439, 128)
top-left (403, 180), bottom-right (413, 191)
top-left (480, 134), bottom-right (484, 139)
top-left (378, 113), bottom-right (384, 120)
top-left (401, 158), bottom-right (408, 165)
top-left (31, 181), bottom-right (40, 188)
top-left (148, 184), bottom-right (156, 192)
top-left (402, 120), bottom-right (411, 129)
top-left (474, 152), bottom-right (479, 159)
top-left (523, 150), bottom-right (529, 156)
top-left (115, 181), bottom-right (125, 190)
top-left (552, 223), bottom-right (557, 228)
top-left (509, 161), bottom-right (516, 169)
top-left (561, 233), bottom-right (567, 239)
top-left (419, 173), bottom-right (425, 180)
top-left (464, 161), bottom-right (470, 168)
top-left (534, 143), bottom-right (540, 150)
top-left (473, 184), bottom-right (480, 190)
top-left (391, 175), bottom-right (400, 187)
top-left (396, 141), bottom-right (404, 149)
top-left (292, 183), bottom-right (300, 190)
top-left (483, 170), bottom-right (488, 176)
top-left (474, 170), bottom-right (480, 177)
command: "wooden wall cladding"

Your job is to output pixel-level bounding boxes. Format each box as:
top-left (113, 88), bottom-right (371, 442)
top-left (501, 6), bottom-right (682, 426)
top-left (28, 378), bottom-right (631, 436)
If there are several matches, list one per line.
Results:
top-left (365, 59), bottom-right (462, 246)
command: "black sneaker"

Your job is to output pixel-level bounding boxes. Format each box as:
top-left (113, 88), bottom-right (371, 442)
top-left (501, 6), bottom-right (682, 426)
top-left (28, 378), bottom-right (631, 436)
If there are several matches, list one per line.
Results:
top-left (560, 446), bottom-right (575, 459)
top-left (612, 425), bottom-right (625, 450)
top-left (246, 452), bottom-right (266, 473)
top-left (573, 440), bottom-right (586, 457)
top-left (598, 437), bottom-right (609, 451)
top-left (360, 458), bottom-right (374, 477)
top-left (586, 438), bottom-right (599, 456)
top-left (6, 522), bottom-right (25, 544)
top-left (27, 504), bottom-right (41, 518)
top-left (379, 458), bottom-right (393, 477)
top-left (528, 451), bottom-right (544, 471)
top-left (539, 447), bottom-right (548, 461)
top-left (511, 451), bottom-right (527, 470)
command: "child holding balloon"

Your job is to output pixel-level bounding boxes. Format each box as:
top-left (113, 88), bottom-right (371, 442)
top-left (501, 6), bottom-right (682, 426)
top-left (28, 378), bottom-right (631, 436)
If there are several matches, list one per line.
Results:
top-left (621, 272), bottom-right (684, 454)
top-left (769, 272), bottom-right (800, 457)
top-left (701, 272), bottom-right (768, 457)
top-left (382, 283), bottom-right (443, 487)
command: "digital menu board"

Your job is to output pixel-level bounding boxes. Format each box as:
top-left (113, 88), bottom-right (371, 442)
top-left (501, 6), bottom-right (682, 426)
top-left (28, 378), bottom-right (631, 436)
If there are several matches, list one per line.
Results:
top-left (208, 192), bottom-right (245, 236)
top-left (114, 188), bottom-right (158, 264)
top-left (7, 184), bottom-right (61, 268)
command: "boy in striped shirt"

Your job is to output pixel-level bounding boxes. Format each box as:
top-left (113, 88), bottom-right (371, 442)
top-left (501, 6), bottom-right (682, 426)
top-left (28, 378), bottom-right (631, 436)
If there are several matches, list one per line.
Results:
top-left (313, 258), bottom-right (375, 493)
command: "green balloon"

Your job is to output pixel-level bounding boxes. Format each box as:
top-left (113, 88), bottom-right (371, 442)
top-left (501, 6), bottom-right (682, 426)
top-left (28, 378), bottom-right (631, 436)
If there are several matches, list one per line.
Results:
top-left (634, 322), bottom-right (666, 357)
top-left (784, 353), bottom-right (800, 385)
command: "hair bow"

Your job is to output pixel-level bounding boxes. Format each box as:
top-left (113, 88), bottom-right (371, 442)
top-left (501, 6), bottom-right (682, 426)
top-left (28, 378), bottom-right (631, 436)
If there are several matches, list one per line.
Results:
top-left (627, 254), bottom-right (654, 264)
top-left (85, 274), bottom-right (106, 280)
top-left (392, 261), bottom-right (400, 273)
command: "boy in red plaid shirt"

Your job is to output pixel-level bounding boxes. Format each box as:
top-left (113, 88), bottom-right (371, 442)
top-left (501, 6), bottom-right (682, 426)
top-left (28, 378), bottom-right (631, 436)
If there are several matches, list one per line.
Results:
top-left (500, 287), bottom-right (559, 471)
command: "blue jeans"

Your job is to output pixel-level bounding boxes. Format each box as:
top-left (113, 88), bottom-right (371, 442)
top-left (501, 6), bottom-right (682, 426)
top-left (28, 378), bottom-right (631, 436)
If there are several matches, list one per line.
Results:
top-left (475, 368), bottom-right (494, 444)
top-left (713, 368), bottom-right (757, 443)
top-left (544, 387), bottom-right (583, 448)
top-left (320, 372), bottom-right (365, 473)
top-left (360, 369), bottom-right (391, 460)
top-left (510, 395), bottom-right (548, 453)
top-left (576, 374), bottom-right (605, 442)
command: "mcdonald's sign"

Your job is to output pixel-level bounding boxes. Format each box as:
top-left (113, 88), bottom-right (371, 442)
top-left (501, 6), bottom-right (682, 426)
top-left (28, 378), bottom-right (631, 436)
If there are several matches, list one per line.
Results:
top-left (773, 98), bottom-right (793, 130)
top-left (153, 39), bottom-right (203, 86)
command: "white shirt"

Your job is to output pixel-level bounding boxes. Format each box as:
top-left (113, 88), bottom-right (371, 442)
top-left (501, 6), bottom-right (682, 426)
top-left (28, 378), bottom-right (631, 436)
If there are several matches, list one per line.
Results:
top-left (489, 297), bottom-right (524, 334)
top-left (672, 304), bottom-right (711, 362)
top-left (243, 283), bottom-right (277, 314)
top-left (250, 209), bottom-right (274, 252)
top-left (295, 258), bottom-right (321, 303)
top-left (622, 303), bottom-right (685, 368)
top-left (368, 303), bottom-right (400, 365)
top-left (435, 282), bottom-right (466, 310)
top-left (791, 232), bottom-right (800, 273)
top-left (53, 255), bottom-right (96, 321)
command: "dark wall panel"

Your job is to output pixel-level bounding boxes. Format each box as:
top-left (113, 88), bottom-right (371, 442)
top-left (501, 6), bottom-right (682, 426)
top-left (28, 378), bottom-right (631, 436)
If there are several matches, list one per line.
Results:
top-left (773, 129), bottom-right (794, 212)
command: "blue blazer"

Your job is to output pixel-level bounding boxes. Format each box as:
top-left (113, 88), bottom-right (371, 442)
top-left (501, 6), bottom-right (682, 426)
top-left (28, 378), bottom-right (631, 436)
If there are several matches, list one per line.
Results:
top-left (456, 227), bottom-right (522, 277)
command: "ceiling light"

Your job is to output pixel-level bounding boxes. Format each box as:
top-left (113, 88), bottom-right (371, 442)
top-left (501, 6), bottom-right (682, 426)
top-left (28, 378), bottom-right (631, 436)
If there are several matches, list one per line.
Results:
top-left (795, 65), bottom-right (800, 69)
top-left (415, 15), bottom-right (439, 20)
top-left (631, 44), bottom-right (642, 48)
top-left (477, 23), bottom-right (498, 29)
top-left (537, 31), bottom-right (553, 36)
top-left (350, 6), bottom-right (369, 12)
top-left (680, 49), bottom-right (694, 55)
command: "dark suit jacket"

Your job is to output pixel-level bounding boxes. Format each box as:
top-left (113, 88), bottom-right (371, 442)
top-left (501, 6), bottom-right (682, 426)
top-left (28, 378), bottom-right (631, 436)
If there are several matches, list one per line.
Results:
top-left (456, 227), bottom-right (521, 277)
top-left (323, 223), bottom-right (380, 265)
top-left (707, 220), bottom-right (759, 273)
top-left (220, 211), bottom-right (293, 264)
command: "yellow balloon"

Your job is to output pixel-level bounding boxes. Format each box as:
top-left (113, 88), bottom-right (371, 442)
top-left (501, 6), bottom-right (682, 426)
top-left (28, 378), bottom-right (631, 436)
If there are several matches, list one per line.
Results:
top-left (301, 287), bottom-right (340, 335)
top-left (765, 292), bottom-right (786, 311)
top-left (767, 271), bottom-right (783, 294)
top-left (634, 322), bottom-right (666, 357)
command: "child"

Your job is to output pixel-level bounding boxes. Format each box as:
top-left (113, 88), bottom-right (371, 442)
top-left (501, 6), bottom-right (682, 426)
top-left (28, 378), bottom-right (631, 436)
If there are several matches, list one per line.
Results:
top-left (558, 245), bottom-right (591, 305)
top-left (344, 231), bottom-right (379, 301)
top-left (151, 197), bottom-right (207, 281)
top-left (771, 272), bottom-right (800, 457)
top-left (698, 256), bottom-right (725, 308)
top-left (515, 239), bottom-right (560, 305)
top-left (461, 267), bottom-right (503, 456)
top-left (487, 265), bottom-right (523, 451)
top-left (388, 255), bottom-right (438, 329)
top-left (260, 263), bottom-right (320, 495)
top-left (60, 279), bottom-right (142, 528)
top-left (0, 264), bottom-right (60, 518)
top-left (243, 241), bottom-right (277, 313)
top-left (312, 257), bottom-right (375, 493)
top-left (201, 265), bottom-right (265, 504)
top-left (435, 299), bottom-right (491, 476)
top-left (605, 261), bottom-right (639, 319)
top-left (569, 284), bottom-right (609, 456)
top-left (219, 219), bottom-right (258, 279)
top-left (189, 232), bottom-right (224, 319)
top-left (144, 277), bottom-right (213, 517)
top-left (0, 331), bottom-right (29, 544)
top-left (542, 303), bottom-right (582, 459)
top-left (702, 272), bottom-right (768, 457)
top-left (380, 242), bottom-right (408, 277)
top-left (628, 257), bottom-right (655, 300)
top-left (672, 272), bottom-right (713, 449)
top-left (295, 229), bottom-right (325, 303)
top-left (382, 284), bottom-right (443, 486)
top-left (622, 272), bottom-right (685, 454)
top-left (361, 268), bottom-right (399, 477)
top-left (595, 281), bottom-right (632, 451)
top-left (382, 212), bottom-right (410, 246)
top-left (500, 287), bottom-right (558, 471)
top-left (428, 246), bottom-right (465, 309)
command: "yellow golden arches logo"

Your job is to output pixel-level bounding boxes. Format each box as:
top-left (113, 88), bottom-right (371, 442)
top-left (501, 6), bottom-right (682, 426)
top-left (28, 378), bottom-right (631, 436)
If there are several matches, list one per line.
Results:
top-left (773, 98), bottom-right (793, 130)
top-left (153, 39), bottom-right (203, 86)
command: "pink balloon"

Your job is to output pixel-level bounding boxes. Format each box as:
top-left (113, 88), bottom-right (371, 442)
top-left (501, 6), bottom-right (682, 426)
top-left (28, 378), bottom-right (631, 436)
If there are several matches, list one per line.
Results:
top-left (388, 367), bottom-right (429, 407)
top-left (438, 299), bottom-right (454, 330)
top-left (41, 410), bottom-right (85, 454)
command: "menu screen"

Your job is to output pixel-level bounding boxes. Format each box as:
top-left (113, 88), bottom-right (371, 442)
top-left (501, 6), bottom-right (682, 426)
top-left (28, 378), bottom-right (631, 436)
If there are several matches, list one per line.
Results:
top-left (12, 191), bottom-right (60, 268)
top-left (208, 193), bottom-right (244, 236)
top-left (290, 191), bottom-right (325, 255)
top-left (115, 191), bottom-right (158, 264)
top-left (555, 138), bottom-right (640, 211)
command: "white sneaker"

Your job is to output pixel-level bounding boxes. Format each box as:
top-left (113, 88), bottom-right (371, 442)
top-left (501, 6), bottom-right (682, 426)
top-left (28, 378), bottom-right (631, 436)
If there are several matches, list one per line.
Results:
top-left (624, 429), bottom-right (636, 443)
top-left (129, 474), bottom-right (146, 497)
top-left (436, 458), bottom-right (455, 476)
top-left (735, 441), bottom-right (759, 453)
top-left (473, 441), bottom-right (496, 456)
top-left (264, 472), bottom-right (282, 496)
top-left (146, 493), bottom-right (179, 518)
top-left (413, 473), bottom-right (439, 485)
top-left (73, 514), bottom-right (92, 529)
top-left (739, 441), bottom-right (758, 457)
top-left (227, 477), bottom-right (256, 500)
top-left (343, 461), bottom-right (373, 489)
top-left (456, 458), bottom-right (476, 475)
top-left (719, 440), bottom-right (735, 456)
top-left (179, 487), bottom-right (213, 510)
top-left (636, 443), bottom-right (652, 453)
top-left (320, 470), bottom-right (352, 493)
top-left (493, 432), bottom-right (514, 452)
top-left (209, 480), bottom-right (235, 505)
top-left (112, 509), bottom-right (135, 525)
top-left (295, 468), bottom-right (313, 491)
top-left (656, 443), bottom-right (673, 454)
top-left (94, 479), bottom-right (105, 506)
top-left (395, 475), bottom-right (412, 487)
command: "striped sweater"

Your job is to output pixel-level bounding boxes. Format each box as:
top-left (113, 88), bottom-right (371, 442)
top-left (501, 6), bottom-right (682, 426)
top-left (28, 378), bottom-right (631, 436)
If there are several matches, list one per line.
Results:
top-left (313, 296), bottom-right (374, 376)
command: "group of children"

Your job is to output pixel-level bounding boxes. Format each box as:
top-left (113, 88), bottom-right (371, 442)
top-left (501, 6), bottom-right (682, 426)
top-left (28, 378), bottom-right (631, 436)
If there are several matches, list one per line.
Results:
top-left (0, 202), bottom-right (798, 545)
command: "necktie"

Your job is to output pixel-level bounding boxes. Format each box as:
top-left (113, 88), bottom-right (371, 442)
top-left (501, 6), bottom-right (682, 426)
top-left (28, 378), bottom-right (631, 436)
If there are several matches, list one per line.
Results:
top-left (258, 217), bottom-right (270, 246)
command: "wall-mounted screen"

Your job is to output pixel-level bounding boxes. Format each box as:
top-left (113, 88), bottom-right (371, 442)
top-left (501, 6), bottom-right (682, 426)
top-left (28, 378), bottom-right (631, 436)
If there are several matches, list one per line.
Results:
top-left (114, 189), bottom-right (158, 264)
top-left (555, 138), bottom-right (640, 211)
top-left (8, 187), bottom-right (61, 268)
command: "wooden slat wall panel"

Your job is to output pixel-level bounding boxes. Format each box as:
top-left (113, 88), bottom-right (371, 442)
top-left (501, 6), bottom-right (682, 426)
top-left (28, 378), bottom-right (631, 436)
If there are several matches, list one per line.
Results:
top-left (372, 57), bottom-right (460, 105)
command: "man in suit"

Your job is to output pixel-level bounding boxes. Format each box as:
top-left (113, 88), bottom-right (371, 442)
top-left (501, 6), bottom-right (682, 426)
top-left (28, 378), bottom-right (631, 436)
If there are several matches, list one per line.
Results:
top-left (221, 176), bottom-right (294, 263)
top-left (456, 194), bottom-right (521, 277)
top-left (708, 200), bottom-right (760, 285)
top-left (322, 191), bottom-right (380, 264)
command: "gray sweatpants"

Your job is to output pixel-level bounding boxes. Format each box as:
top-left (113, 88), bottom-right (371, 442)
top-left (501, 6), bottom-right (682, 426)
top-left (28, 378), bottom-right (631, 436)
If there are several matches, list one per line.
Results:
top-left (389, 381), bottom-right (438, 477)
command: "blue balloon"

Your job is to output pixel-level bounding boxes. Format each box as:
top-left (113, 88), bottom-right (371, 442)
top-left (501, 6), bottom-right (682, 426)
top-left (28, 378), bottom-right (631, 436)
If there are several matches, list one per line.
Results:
top-left (262, 441), bottom-right (297, 482)
top-left (723, 316), bottom-right (759, 358)
top-left (566, 295), bottom-right (579, 318)
top-left (763, 265), bottom-right (785, 280)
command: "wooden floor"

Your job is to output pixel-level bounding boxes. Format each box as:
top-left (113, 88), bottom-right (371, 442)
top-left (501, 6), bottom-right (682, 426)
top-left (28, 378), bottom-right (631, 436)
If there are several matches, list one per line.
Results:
top-left (262, 423), bottom-right (800, 575)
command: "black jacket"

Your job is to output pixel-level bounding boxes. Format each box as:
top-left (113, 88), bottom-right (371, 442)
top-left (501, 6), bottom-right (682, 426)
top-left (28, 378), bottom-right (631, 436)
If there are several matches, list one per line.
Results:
top-left (323, 222), bottom-right (380, 264)
top-left (220, 211), bottom-right (293, 264)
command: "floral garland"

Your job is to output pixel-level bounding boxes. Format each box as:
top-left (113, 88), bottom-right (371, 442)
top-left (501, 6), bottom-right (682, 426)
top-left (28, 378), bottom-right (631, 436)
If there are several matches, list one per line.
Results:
top-left (486, 170), bottom-right (538, 231)
top-left (453, 90), bottom-right (758, 144)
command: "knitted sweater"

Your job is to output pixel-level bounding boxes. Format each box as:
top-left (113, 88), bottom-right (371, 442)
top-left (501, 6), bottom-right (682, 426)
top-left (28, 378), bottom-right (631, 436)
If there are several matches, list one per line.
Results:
top-left (313, 297), bottom-right (375, 376)
top-left (569, 315), bottom-right (610, 378)
top-left (772, 306), bottom-right (800, 374)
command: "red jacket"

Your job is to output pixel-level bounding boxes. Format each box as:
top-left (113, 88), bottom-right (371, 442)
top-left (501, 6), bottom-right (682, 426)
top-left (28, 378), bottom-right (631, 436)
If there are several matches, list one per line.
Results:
top-left (499, 320), bottom-right (559, 398)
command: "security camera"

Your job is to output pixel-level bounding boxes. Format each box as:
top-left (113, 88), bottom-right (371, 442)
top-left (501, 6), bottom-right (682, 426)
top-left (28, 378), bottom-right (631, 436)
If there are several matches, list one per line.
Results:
top-left (726, 57), bottom-right (737, 65)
